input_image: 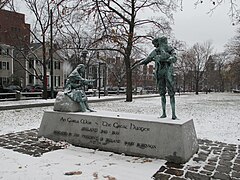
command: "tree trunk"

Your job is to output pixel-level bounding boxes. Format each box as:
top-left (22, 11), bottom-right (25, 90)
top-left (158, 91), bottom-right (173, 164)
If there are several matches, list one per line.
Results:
top-left (195, 79), bottom-right (199, 95)
top-left (125, 19), bottom-right (134, 101)
top-left (125, 60), bottom-right (132, 102)
top-left (42, 37), bottom-right (48, 99)
top-left (183, 73), bottom-right (186, 92)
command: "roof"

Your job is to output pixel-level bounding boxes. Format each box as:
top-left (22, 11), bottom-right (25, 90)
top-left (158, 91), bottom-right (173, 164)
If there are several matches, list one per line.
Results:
top-left (29, 43), bottom-right (42, 51)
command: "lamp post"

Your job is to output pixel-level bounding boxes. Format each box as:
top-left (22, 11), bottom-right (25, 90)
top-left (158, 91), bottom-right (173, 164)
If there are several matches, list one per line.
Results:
top-left (50, 9), bottom-right (54, 99)
top-left (97, 61), bottom-right (107, 98)
top-left (98, 61), bottom-right (101, 98)
top-left (81, 48), bottom-right (88, 66)
top-left (81, 49), bottom-right (88, 91)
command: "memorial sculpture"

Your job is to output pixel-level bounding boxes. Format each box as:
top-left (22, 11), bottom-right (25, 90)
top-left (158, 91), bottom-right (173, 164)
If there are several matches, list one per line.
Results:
top-left (134, 36), bottom-right (177, 119)
top-left (39, 42), bottom-right (198, 164)
top-left (64, 64), bottom-right (95, 112)
top-left (53, 64), bottom-right (95, 112)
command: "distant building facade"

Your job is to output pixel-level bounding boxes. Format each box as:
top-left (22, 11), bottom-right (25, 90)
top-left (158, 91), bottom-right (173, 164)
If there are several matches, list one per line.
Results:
top-left (25, 43), bottom-right (65, 89)
top-left (0, 44), bottom-right (13, 86)
top-left (97, 56), bottom-right (155, 91)
top-left (0, 9), bottom-right (30, 47)
top-left (0, 9), bottom-right (30, 87)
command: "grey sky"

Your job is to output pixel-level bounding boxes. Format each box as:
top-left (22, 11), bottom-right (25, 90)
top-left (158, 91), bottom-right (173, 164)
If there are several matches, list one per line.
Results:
top-left (17, 1), bottom-right (238, 53)
top-left (172, 1), bottom-right (238, 52)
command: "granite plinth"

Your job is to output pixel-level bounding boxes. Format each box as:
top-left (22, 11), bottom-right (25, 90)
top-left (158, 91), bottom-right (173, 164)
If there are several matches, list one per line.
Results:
top-left (38, 111), bottom-right (198, 163)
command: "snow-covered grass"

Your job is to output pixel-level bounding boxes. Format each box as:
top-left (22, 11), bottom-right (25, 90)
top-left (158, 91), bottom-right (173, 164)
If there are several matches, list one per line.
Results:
top-left (91, 93), bottom-right (240, 144)
top-left (0, 92), bottom-right (239, 179)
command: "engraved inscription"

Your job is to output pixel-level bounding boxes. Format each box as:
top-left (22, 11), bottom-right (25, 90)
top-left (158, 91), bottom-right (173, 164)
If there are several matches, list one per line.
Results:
top-left (125, 141), bottom-right (135, 146)
top-left (55, 117), bottom-right (157, 150)
top-left (136, 143), bottom-right (156, 149)
top-left (130, 123), bottom-right (150, 132)
top-left (113, 122), bottom-right (128, 129)
top-left (81, 127), bottom-right (98, 133)
top-left (60, 117), bottom-right (92, 125)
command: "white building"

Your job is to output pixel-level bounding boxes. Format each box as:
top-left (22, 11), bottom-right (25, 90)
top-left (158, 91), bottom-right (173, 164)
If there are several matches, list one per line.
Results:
top-left (0, 44), bottom-right (13, 87)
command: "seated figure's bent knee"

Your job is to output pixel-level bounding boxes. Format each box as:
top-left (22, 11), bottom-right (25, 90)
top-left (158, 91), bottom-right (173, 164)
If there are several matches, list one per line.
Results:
top-left (82, 96), bottom-right (87, 101)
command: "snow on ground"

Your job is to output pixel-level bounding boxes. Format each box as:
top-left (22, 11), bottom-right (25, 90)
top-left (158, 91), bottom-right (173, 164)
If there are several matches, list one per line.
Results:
top-left (0, 92), bottom-right (239, 179)
top-left (0, 146), bottom-right (164, 180)
top-left (91, 92), bottom-right (240, 144)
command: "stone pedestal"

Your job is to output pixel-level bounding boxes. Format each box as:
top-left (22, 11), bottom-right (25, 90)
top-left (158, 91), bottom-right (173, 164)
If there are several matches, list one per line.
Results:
top-left (38, 111), bottom-right (199, 163)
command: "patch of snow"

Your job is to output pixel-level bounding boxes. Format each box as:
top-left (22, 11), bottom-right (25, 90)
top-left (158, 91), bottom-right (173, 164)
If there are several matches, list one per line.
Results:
top-left (0, 92), bottom-right (239, 179)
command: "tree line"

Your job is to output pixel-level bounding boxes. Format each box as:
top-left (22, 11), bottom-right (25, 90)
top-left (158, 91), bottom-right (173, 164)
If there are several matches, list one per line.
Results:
top-left (1, 0), bottom-right (240, 99)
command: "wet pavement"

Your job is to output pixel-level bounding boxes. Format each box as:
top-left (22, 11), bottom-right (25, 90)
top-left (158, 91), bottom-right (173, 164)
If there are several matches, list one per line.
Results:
top-left (0, 129), bottom-right (66, 157)
top-left (153, 139), bottom-right (240, 180)
top-left (0, 129), bottom-right (239, 180)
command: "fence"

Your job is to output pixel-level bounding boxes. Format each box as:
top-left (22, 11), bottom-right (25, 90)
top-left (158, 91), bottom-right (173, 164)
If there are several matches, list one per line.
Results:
top-left (0, 91), bottom-right (43, 101)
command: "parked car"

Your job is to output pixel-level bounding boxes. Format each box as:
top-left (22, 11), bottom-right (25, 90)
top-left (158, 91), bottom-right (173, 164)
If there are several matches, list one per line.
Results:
top-left (6, 85), bottom-right (22, 92)
top-left (22, 84), bottom-right (58, 98)
top-left (22, 85), bottom-right (43, 92)
top-left (0, 86), bottom-right (16, 99)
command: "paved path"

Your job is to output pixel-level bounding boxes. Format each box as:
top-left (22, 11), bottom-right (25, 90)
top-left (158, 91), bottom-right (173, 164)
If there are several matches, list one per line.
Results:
top-left (153, 139), bottom-right (240, 180)
top-left (0, 129), bottom-right (65, 157)
top-left (0, 94), bottom-right (159, 111)
top-left (0, 129), bottom-right (239, 180)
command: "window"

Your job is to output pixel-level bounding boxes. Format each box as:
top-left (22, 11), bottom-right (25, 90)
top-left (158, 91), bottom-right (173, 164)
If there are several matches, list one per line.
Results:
top-left (89, 66), bottom-right (93, 75)
top-left (54, 61), bottom-right (60, 69)
top-left (29, 58), bottom-right (34, 69)
top-left (29, 74), bottom-right (34, 84)
top-left (0, 77), bottom-right (9, 86)
top-left (2, 62), bottom-right (9, 70)
top-left (0, 48), bottom-right (7, 55)
top-left (48, 61), bottom-right (51, 69)
top-left (54, 76), bottom-right (60, 87)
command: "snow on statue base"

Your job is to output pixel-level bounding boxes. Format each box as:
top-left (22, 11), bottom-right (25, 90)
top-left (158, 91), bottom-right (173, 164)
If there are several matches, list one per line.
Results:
top-left (38, 111), bottom-right (199, 163)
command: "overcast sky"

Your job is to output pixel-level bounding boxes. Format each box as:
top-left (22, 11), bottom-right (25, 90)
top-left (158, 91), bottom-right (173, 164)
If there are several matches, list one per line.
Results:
top-left (172, 1), bottom-right (239, 52)
top-left (17, 1), bottom-right (238, 53)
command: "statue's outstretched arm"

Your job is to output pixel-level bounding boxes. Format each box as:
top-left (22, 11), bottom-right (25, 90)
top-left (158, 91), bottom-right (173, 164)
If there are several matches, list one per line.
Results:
top-left (131, 50), bottom-right (156, 70)
top-left (141, 50), bottom-right (156, 65)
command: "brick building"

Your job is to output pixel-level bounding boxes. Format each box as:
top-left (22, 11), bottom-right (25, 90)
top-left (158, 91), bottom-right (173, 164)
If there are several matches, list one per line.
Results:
top-left (102, 56), bottom-right (155, 91)
top-left (0, 9), bottom-right (30, 87)
top-left (0, 9), bottom-right (30, 47)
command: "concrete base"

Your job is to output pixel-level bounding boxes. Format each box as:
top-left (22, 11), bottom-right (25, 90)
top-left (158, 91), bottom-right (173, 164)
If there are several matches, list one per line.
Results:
top-left (38, 111), bottom-right (199, 163)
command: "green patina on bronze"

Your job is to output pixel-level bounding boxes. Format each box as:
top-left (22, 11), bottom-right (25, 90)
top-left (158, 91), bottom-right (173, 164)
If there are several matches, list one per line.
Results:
top-left (140, 36), bottom-right (177, 119)
top-left (64, 64), bottom-right (95, 112)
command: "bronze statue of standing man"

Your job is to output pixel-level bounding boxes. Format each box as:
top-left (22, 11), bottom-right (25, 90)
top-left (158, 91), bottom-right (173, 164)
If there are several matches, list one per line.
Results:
top-left (138, 36), bottom-right (177, 119)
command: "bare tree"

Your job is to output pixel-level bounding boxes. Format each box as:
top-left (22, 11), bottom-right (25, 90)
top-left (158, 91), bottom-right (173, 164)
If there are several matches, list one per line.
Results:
top-left (194, 0), bottom-right (240, 25)
top-left (73, 0), bottom-right (178, 101)
top-left (224, 27), bottom-right (240, 90)
top-left (212, 52), bottom-right (229, 92)
top-left (226, 28), bottom-right (240, 56)
top-left (12, 0), bottom-right (68, 98)
top-left (186, 41), bottom-right (214, 94)
top-left (0, 0), bottom-right (10, 9)
top-left (175, 51), bottom-right (191, 92)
